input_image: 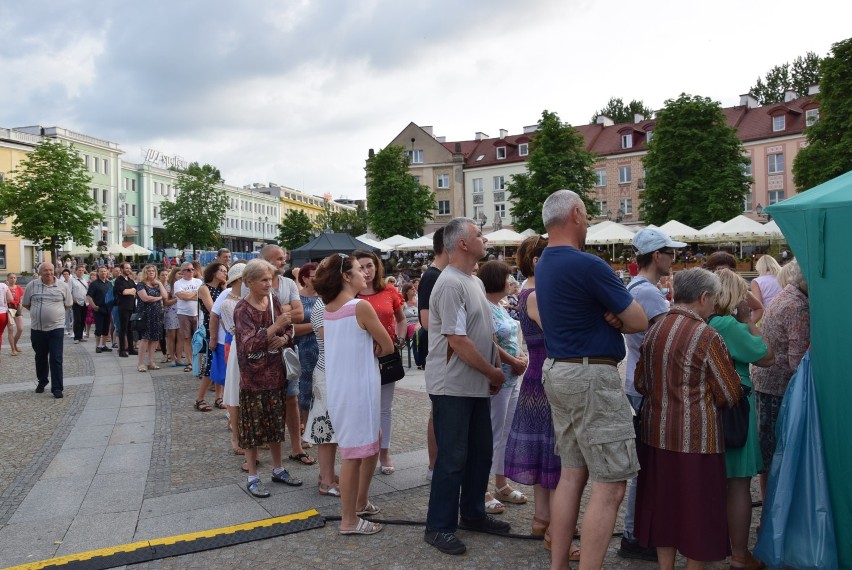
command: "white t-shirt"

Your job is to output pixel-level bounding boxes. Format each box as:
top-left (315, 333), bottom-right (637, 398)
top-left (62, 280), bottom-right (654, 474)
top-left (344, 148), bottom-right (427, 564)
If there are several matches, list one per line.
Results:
top-left (173, 277), bottom-right (203, 316)
top-left (211, 287), bottom-right (241, 343)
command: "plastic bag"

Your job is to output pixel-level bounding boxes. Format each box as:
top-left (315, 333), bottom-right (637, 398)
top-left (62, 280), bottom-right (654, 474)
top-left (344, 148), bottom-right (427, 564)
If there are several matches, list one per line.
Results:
top-left (753, 350), bottom-right (838, 569)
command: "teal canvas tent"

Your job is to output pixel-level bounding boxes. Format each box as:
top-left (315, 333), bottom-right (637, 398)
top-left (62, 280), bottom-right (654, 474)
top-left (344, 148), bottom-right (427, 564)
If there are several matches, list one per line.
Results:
top-left (766, 170), bottom-right (852, 569)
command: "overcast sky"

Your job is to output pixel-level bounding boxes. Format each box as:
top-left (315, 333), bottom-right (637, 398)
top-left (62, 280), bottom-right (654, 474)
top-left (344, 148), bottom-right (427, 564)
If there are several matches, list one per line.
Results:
top-left (1, 1), bottom-right (849, 200)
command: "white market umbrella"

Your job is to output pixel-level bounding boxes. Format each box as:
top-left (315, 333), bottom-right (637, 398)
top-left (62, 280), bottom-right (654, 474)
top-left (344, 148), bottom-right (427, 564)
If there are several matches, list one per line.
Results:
top-left (378, 234), bottom-right (412, 250)
top-left (483, 228), bottom-right (525, 247)
top-left (657, 220), bottom-right (701, 242)
top-left (586, 221), bottom-right (637, 261)
top-left (704, 215), bottom-right (777, 257)
top-left (762, 220), bottom-right (784, 239)
top-left (697, 221), bottom-right (725, 240)
top-left (519, 228), bottom-right (538, 237)
top-left (396, 233), bottom-right (435, 252)
top-left (355, 235), bottom-right (385, 251)
top-left (104, 243), bottom-right (135, 256)
top-left (68, 244), bottom-right (100, 255)
top-left (124, 243), bottom-right (153, 256)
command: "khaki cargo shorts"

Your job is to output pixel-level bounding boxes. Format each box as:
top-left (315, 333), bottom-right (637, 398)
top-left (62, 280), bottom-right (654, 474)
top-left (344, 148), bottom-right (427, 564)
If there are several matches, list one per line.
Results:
top-left (543, 358), bottom-right (639, 483)
top-left (177, 314), bottom-right (198, 340)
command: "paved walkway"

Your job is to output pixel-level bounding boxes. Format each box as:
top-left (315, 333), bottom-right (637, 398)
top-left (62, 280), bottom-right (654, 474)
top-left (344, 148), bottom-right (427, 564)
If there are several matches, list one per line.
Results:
top-left (0, 315), bottom-right (759, 568)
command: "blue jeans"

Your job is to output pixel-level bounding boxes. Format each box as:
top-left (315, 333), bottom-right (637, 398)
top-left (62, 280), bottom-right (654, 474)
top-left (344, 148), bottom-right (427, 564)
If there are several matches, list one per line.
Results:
top-left (623, 393), bottom-right (643, 541)
top-left (32, 328), bottom-right (65, 393)
top-left (426, 395), bottom-right (493, 532)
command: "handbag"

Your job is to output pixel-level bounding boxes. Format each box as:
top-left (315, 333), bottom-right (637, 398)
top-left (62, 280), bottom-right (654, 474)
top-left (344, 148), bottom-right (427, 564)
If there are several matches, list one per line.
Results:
top-left (378, 349), bottom-right (405, 385)
top-left (7, 308), bottom-right (16, 319)
top-left (129, 311), bottom-right (145, 332)
top-left (721, 383), bottom-right (751, 448)
top-left (269, 292), bottom-right (300, 381)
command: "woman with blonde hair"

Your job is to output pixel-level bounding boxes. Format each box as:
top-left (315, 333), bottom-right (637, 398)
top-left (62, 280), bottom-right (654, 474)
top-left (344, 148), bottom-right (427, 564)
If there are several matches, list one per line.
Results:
top-left (313, 253), bottom-right (394, 535)
top-left (135, 265), bottom-right (168, 372)
top-left (750, 255), bottom-right (782, 315)
top-left (708, 269), bottom-right (774, 570)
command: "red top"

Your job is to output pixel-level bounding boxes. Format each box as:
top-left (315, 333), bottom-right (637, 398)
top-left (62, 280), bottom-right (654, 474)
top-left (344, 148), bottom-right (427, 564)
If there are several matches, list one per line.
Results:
top-left (8, 284), bottom-right (24, 309)
top-left (357, 287), bottom-right (402, 340)
top-left (628, 262), bottom-right (639, 277)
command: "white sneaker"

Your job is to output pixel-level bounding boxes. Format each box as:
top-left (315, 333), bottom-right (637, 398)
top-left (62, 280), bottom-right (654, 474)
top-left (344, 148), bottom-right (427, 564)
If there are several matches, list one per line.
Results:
top-left (74, 340), bottom-right (80, 344)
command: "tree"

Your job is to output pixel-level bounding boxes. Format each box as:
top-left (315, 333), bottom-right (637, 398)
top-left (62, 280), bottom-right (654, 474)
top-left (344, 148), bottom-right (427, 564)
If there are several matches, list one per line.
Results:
top-left (0, 138), bottom-right (102, 264)
top-left (160, 162), bottom-right (228, 254)
top-left (750, 51), bottom-right (823, 104)
top-left (640, 93), bottom-right (750, 227)
top-left (366, 145), bottom-right (434, 239)
top-left (794, 38), bottom-right (852, 190)
top-left (277, 209), bottom-right (314, 252)
top-left (507, 109), bottom-right (597, 234)
top-left (590, 97), bottom-right (654, 124)
top-left (314, 199), bottom-right (368, 235)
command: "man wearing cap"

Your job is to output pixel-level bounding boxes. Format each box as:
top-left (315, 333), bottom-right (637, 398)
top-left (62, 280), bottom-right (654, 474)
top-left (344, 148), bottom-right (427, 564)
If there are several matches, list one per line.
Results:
top-left (535, 190), bottom-right (648, 569)
top-left (617, 227), bottom-right (686, 562)
top-left (173, 262), bottom-right (203, 371)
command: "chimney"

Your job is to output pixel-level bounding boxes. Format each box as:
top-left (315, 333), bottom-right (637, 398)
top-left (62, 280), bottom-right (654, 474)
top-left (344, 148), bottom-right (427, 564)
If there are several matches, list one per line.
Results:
top-left (499, 129), bottom-right (508, 139)
top-left (523, 124), bottom-right (540, 134)
top-left (368, 148), bottom-right (375, 158)
top-left (436, 136), bottom-right (446, 143)
top-left (475, 132), bottom-right (489, 141)
top-left (784, 89), bottom-right (798, 102)
top-left (454, 142), bottom-right (462, 153)
top-left (596, 116), bottom-right (614, 127)
top-left (422, 125), bottom-right (434, 136)
top-left (808, 84), bottom-right (820, 95)
top-left (739, 94), bottom-right (759, 109)
top-left (634, 113), bottom-right (645, 123)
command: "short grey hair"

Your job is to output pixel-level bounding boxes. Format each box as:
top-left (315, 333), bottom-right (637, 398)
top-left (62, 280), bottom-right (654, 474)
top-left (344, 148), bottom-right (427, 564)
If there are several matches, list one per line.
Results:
top-left (443, 217), bottom-right (476, 254)
top-left (673, 268), bottom-right (720, 304)
top-left (542, 190), bottom-right (583, 230)
top-left (778, 258), bottom-right (807, 292)
top-left (242, 259), bottom-right (277, 284)
top-left (259, 244), bottom-right (283, 261)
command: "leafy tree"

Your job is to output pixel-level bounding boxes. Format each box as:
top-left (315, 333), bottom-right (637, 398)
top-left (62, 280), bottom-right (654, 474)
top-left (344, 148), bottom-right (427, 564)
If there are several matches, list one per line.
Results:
top-left (794, 38), bottom-right (852, 190)
top-left (329, 203), bottom-right (369, 236)
top-left (640, 93), bottom-right (750, 227)
top-left (750, 51), bottom-right (823, 104)
top-left (160, 162), bottom-right (228, 255)
top-left (590, 97), bottom-right (654, 124)
top-left (507, 109), bottom-right (597, 234)
top-left (277, 209), bottom-right (314, 252)
top-left (366, 145), bottom-right (434, 239)
top-left (0, 138), bottom-right (102, 264)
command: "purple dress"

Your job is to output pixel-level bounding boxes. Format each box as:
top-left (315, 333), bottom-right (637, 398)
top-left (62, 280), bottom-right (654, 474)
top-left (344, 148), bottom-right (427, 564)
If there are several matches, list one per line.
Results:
top-left (503, 288), bottom-right (561, 489)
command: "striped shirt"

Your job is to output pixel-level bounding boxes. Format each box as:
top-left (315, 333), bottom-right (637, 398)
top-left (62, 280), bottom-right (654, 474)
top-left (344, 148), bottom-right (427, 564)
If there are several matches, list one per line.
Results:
top-left (636, 306), bottom-right (741, 454)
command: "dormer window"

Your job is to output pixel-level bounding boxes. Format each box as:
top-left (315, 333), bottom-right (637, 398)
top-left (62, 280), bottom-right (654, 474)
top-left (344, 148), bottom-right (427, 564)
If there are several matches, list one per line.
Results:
top-left (646, 131), bottom-right (654, 143)
top-left (496, 146), bottom-right (507, 159)
top-left (772, 115), bottom-right (785, 132)
top-left (519, 143), bottom-right (529, 156)
top-left (805, 108), bottom-right (819, 127)
top-left (621, 134), bottom-right (633, 149)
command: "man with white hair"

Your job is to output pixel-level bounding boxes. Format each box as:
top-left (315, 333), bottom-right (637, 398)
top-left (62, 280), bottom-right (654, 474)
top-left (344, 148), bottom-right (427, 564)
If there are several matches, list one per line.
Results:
top-left (22, 262), bottom-right (73, 398)
top-left (536, 190), bottom-right (648, 569)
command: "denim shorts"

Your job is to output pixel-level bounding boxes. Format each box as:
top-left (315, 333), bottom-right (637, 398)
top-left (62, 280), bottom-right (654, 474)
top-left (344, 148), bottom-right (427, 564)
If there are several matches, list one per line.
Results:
top-left (543, 358), bottom-right (639, 483)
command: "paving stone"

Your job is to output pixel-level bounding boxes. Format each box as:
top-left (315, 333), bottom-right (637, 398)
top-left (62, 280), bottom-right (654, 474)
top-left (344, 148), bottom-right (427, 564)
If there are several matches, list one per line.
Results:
top-left (55, 510), bottom-right (139, 557)
top-left (98, 442), bottom-right (153, 475)
top-left (0, 517), bottom-right (74, 566)
top-left (77, 474), bottom-right (147, 515)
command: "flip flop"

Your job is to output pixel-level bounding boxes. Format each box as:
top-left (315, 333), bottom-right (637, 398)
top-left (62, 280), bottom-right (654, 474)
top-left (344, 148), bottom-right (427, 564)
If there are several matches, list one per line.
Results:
top-left (288, 453), bottom-right (316, 465)
top-left (339, 518), bottom-right (382, 536)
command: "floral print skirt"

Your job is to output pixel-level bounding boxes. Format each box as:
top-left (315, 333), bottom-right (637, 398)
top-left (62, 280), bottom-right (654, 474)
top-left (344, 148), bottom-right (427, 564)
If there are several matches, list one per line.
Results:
top-left (238, 387), bottom-right (287, 449)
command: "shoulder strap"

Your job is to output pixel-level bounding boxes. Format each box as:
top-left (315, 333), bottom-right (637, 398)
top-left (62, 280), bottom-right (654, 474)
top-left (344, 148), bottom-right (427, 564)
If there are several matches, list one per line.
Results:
top-left (626, 277), bottom-right (647, 292)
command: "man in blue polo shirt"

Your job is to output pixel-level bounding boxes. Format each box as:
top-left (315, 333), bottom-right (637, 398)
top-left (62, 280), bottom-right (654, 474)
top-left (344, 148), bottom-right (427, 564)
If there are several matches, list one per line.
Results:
top-left (536, 190), bottom-right (648, 570)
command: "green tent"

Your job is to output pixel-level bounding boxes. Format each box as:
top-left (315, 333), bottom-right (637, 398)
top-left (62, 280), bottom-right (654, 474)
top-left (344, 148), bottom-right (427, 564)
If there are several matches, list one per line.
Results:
top-left (766, 170), bottom-right (852, 569)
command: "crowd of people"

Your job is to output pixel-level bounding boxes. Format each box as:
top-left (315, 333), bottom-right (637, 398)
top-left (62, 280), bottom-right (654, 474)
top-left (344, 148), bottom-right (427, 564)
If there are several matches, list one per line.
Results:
top-left (11, 193), bottom-right (812, 567)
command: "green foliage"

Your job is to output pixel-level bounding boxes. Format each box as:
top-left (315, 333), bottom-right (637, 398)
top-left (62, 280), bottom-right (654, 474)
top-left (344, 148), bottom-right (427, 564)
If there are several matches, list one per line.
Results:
top-left (508, 110), bottom-right (597, 233)
top-left (0, 138), bottom-right (102, 263)
top-left (793, 38), bottom-right (852, 190)
top-left (366, 145), bottom-right (435, 239)
top-left (590, 97), bottom-right (654, 124)
top-left (751, 51), bottom-right (823, 104)
top-left (160, 163), bottom-right (228, 252)
top-left (277, 209), bottom-right (314, 252)
top-left (315, 200), bottom-right (369, 236)
top-left (641, 94), bottom-right (750, 227)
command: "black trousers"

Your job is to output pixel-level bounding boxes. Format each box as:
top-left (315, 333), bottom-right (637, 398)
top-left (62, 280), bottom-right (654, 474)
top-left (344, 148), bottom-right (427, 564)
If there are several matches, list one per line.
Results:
top-left (72, 303), bottom-right (86, 341)
top-left (119, 307), bottom-right (135, 352)
top-left (32, 327), bottom-right (64, 393)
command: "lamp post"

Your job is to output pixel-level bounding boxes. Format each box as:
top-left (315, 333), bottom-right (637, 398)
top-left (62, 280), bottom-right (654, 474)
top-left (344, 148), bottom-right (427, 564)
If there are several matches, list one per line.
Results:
top-left (478, 213), bottom-right (488, 232)
top-left (259, 216), bottom-right (268, 243)
top-left (755, 203), bottom-right (772, 221)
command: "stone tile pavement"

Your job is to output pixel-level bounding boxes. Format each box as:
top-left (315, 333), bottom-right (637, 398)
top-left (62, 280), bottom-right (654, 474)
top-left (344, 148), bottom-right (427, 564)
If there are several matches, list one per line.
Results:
top-left (0, 313), bottom-right (762, 568)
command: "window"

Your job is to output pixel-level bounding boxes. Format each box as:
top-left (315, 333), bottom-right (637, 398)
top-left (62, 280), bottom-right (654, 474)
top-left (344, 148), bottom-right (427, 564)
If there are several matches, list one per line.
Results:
top-left (164, 185), bottom-right (170, 198)
top-left (436, 174), bottom-right (449, 188)
top-left (805, 108), bottom-right (819, 127)
top-left (102, 189), bottom-right (108, 204)
top-left (519, 143), bottom-right (529, 156)
top-left (496, 146), bottom-right (507, 159)
top-left (743, 193), bottom-right (752, 212)
top-left (413, 176), bottom-right (420, 184)
top-left (83, 155), bottom-right (90, 169)
top-left (473, 178), bottom-right (483, 193)
top-left (742, 159), bottom-right (752, 177)
top-left (493, 175), bottom-right (505, 190)
top-left (621, 198), bottom-right (633, 215)
top-left (153, 206), bottom-right (159, 219)
top-left (646, 131), bottom-right (654, 143)
top-left (768, 153), bottom-right (785, 174)
top-left (621, 134), bottom-right (633, 149)
top-left (0, 244), bottom-right (6, 269)
top-left (131, 204), bottom-right (137, 216)
top-left (124, 178), bottom-right (129, 191)
top-left (131, 179), bottom-right (136, 192)
top-left (595, 169), bottom-right (607, 187)
top-left (772, 115), bottom-right (786, 132)
top-left (94, 157), bottom-right (100, 173)
top-left (406, 149), bottom-right (424, 164)
top-left (437, 200), bottom-right (451, 215)
top-left (596, 200), bottom-right (607, 216)
top-left (493, 191), bottom-right (505, 203)
top-left (618, 165), bottom-right (632, 184)
top-left (103, 160), bottom-right (109, 176)
top-left (92, 188), bottom-right (98, 201)
top-left (768, 191), bottom-right (785, 205)
top-left (473, 206), bottom-right (483, 221)
top-left (495, 203), bottom-right (506, 218)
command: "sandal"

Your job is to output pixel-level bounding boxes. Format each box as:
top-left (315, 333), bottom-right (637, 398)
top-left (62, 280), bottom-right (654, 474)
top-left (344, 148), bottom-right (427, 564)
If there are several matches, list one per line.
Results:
top-left (531, 516), bottom-right (549, 537)
top-left (148, 363), bottom-right (161, 370)
top-left (246, 479), bottom-right (270, 498)
top-left (160, 356), bottom-right (171, 364)
top-left (380, 464), bottom-right (395, 475)
top-left (730, 552), bottom-right (765, 570)
top-left (137, 365), bottom-right (147, 373)
top-left (288, 453), bottom-right (316, 465)
top-left (318, 483), bottom-right (341, 497)
top-left (355, 501), bottom-right (381, 516)
top-left (484, 494), bottom-right (505, 514)
top-left (183, 365), bottom-right (193, 372)
top-left (569, 542), bottom-right (580, 561)
top-left (339, 518), bottom-right (382, 535)
top-left (194, 399), bottom-right (213, 412)
top-left (214, 398), bottom-right (226, 409)
top-left (495, 484), bottom-right (527, 504)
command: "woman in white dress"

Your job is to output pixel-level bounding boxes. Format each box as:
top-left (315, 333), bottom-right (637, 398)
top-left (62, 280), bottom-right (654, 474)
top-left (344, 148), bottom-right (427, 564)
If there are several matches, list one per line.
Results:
top-left (313, 253), bottom-right (394, 536)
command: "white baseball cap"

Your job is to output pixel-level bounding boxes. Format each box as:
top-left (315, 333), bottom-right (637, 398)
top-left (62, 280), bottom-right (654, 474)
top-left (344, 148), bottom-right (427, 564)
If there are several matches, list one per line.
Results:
top-left (632, 228), bottom-right (687, 255)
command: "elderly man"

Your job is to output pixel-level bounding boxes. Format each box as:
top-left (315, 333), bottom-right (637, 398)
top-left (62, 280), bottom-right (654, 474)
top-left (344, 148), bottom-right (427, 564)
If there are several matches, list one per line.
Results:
top-left (68, 265), bottom-right (89, 344)
top-left (22, 262), bottom-right (73, 398)
top-left (173, 262), bottom-right (203, 372)
top-left (424, 217), bottom-right (509, 556)
top-left (536, 190), bottom-right (648, 570)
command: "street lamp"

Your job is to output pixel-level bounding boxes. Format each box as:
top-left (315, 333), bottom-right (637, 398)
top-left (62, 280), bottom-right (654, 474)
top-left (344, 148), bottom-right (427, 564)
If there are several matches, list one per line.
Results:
top-left (755, 203), bottom-right (772, 221)
top-left (478, 213), bottom-right (488, 232)
top-left (258, 216), bottom-right (268, 242)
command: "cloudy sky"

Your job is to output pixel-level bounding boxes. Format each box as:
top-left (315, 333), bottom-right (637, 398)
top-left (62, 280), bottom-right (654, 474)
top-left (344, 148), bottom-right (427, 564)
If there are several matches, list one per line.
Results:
top-left (1, 1), bottom-right (848, 200)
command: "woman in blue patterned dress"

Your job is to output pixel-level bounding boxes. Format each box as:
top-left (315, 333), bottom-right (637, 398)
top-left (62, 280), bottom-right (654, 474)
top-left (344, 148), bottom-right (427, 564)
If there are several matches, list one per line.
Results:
top-left (135, 265), bottom-right (167, 372)
top-left (294, 263), bottom-right (320, 448)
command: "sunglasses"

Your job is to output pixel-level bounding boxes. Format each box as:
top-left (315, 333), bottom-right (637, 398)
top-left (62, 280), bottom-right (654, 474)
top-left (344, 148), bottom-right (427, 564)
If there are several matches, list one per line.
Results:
top-left (337, 253), bottom-right (349, 274)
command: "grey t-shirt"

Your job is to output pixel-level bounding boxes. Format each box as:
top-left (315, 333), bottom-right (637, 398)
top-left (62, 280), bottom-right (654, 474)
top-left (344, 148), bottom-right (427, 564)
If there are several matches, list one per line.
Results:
top-left (22, 278), bottom-right (73, 331)
top-left (241, 276), bottom-right (299, 305)
top-left (425, 265), bottom-right (496, 398)
top-left (624, 276), bottom-right (669, 397)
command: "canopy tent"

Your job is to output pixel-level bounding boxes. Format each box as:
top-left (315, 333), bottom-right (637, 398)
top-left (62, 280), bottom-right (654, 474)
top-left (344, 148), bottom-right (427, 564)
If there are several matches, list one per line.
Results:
top-left (483, 228), bottom-right (525, 247)
top-left (766, 170), bottom-right (852, 568)
top-left (377, 234), bottom-right (412, 250)
top-left (585, 221), bottom-right (636, 245)
top-left (123, 243), bottom-right (153, 256)
top-left (703, 215), bottom-right (775, 242)
top-left (103, 243), bottom-right (134, 256)
top-left (290, 233), bottom-right (381, 266)
top-left (68, 244), bottom-right (100, 256)
top-left (519, 228), bottom-right (538, 237)
top-left (396, 233), bottom-right (435, 252)
top-left (656, 220), bottom-right (701, 242)
top-left (697, 220), bottom-right (725, 240)
top-left (761, 219), bottom-right (784, 239)
top-left (354, 235), bottom-right (385, 251)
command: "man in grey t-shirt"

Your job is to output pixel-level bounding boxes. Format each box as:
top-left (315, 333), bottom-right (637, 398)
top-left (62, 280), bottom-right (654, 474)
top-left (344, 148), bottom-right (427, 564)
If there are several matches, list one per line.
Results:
top-left (424, 218), bottom-right (508, 556)
top-left (22, 262), bottom-right (73, 398)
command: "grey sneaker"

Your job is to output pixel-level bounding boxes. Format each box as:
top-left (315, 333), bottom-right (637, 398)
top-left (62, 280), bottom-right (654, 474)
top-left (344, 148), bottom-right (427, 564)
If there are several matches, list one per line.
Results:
top-left (246, 479), bottom-right (270, 498)
top-left (424, 529), bottom-right (466, 555)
